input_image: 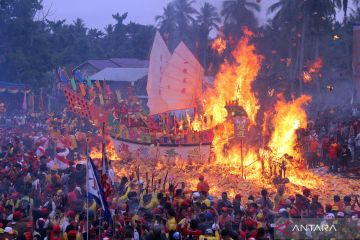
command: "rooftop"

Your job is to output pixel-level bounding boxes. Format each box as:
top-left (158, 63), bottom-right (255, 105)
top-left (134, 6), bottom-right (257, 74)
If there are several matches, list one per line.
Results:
top-left (89, 67), bottom-right (148, 83)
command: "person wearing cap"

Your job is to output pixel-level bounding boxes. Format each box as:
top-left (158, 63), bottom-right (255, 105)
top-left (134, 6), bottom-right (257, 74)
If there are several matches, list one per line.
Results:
top-left (240, 218), bottom-right (258, 240)
top-left (49, 144), bottom-right (70, 170)
top-left (192, 191), bottom-right (201, 205)
top-left (35, 217), bottom-right (49, 239)
top-left (172, 231), bottom-right (182, 240)
top-left (7, 210), bottom-right (32, 237)
top-left (328, 138), bottom-right (340, 172)
top-left (199, 227), bottom-right (220, 240)
top-left (218, 207), bottom-right (233, 229)
top-left (47, 224), bottom-right (62, 240)
top-left (196, 175), bottom-right (209, 195)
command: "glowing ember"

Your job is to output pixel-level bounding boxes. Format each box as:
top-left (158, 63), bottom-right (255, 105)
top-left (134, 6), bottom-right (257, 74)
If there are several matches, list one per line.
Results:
top-left (308, 57), bottom-right (323, 74)
top-left (303, 57), bottom-right (323, 83)
top-left (211, 36), bottom-right (226, 54)
top-left (333, 34), bottom-right (341, 40)
top-left (303, 71), bottom-right (312, 83)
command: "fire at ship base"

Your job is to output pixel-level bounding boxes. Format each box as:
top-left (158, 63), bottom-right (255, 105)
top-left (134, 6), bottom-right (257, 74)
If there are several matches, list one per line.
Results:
top-left (90, 108), bottom-right (359, 206)
top-left (92, 140), bottom-right (359, 205)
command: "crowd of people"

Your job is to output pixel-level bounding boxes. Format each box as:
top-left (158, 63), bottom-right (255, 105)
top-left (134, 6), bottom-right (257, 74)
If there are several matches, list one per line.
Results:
top-left (301, 111), bottom-right (360, 173)
top-left (0, 108), bottom-right (358, 240)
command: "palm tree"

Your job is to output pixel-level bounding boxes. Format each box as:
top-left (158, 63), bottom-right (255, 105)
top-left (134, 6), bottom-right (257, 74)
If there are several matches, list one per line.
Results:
top-left (156, 0), bottom-right (197, 50)
top-left (155, 2), bottom-right (177, 49)
top-left (196, 2), bottom-right (221, 70)
top-left (196, 2), bottom-right (221, 38)
top-left (155, 3), bottom-right (176, 35)
top-left (173, 0), bottom-right (198, 34)
top-left (221, 0), bottom-right (260, 30)
top-left (268, 0), bottom-right (339, 95)
top-left (268, 0), bottom-right (301, 93)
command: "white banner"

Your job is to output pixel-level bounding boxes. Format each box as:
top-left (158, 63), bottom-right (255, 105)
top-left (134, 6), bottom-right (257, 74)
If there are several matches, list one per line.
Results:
top-left (111, 137), bottom-right (211, 163)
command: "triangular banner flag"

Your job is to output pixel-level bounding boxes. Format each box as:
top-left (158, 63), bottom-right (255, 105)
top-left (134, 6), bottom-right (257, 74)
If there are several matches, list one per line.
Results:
top-left (79, 83), bottom-right (86, 97)
top-left (115, 90), bottom-right (122, 103)
top-left (86, 78), bottom-right (92, 88)
top-left (71, 78), bottom-right (77, 91)
top-left (99, 94), bottom-right (104, 105)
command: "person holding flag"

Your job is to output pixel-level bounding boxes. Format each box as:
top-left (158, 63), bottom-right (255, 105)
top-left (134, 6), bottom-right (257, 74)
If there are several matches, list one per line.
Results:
top-left (86, 156), bottom-right (112, 226)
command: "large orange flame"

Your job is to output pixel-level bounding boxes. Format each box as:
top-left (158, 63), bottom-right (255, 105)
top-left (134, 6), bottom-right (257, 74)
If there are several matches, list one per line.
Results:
top-left (195, 27), bottom-right (263, 130)
top-left (268, 94), bottom-right (311, 159)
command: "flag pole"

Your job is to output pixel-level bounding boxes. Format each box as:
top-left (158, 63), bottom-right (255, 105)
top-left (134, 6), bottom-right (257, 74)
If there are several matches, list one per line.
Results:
top-left (86, 138), bottom-right (89, 240)
top-left (101, 123), bottom-right (105, 240)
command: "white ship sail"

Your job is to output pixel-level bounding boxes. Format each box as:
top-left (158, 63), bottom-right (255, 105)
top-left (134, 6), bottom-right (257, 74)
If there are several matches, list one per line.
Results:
top-left (160, 42), bottom-right (204, 111)
top-left (146, 31), bottom-right (171, 115)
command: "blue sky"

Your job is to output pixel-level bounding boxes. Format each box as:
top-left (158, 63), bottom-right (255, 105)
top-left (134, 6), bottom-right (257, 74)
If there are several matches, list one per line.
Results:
top-left (41, 0), bottom-right (353, 32)
top-left (41, 0), bottom-right (275, 30)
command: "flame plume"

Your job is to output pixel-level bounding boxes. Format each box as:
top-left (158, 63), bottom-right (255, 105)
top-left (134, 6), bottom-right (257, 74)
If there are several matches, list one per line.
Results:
top-left (268, 95), bottom-right (311, 159)
top-left (197, 27), bottom-right (263, 129)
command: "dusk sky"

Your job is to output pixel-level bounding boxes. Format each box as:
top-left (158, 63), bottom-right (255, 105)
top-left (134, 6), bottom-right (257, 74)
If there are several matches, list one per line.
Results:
top-left (41, 0), bottom-right (275, 31)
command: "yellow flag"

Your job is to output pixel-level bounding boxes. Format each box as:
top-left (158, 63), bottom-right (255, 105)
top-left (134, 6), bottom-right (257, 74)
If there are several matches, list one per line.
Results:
top-left (99, 94), bottom-right (104, 105)
top-left (115, 90), bottom-right (122, 103)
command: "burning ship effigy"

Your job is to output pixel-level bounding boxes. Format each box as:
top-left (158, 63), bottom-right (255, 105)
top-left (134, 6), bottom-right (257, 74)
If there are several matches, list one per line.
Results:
top-left (62, 31), bottom-right (214, 163)
top-left (59, 28), bottom-right (360, 201)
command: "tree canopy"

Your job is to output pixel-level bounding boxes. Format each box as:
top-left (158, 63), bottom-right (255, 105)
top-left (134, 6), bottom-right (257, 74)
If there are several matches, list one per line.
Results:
top-left (1, 0), bottom-right (359, 97)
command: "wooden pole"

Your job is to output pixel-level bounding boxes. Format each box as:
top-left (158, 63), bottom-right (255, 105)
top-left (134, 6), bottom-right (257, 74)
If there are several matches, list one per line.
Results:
top-left (241, 138), bottom-right (244, 179)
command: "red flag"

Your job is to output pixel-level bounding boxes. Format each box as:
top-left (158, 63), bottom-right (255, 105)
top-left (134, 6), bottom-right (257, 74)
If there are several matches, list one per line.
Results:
top-left (79, 83), bottom-right (86, 97)
top-left (95, 80), bottom-right (102, 92)
top-left (100, 123), bottom-right (111, 197)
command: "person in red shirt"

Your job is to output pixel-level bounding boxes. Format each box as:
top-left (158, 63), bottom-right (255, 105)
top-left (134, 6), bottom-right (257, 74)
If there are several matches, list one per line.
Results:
top-left (308, 138), bottom-right (320, 168)
top-left (321, 135), bottom-right (330, 165)
top-left (196, 175), bottom-right (209, 195)
top-left (328, 139), bottom-right (340, 172)
top-left (180, 218), bottom-right (202, 239)
top-left (333, 195), bottom-right (344, 212)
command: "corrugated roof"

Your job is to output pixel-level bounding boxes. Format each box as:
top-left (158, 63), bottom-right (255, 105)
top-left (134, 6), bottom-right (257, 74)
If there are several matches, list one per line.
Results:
top-left (74, 60), bottom-right (119, 71)
top-left (85, 60), bottom-right (119, 69)
top-left (0, 81), bottom-right (30, 88)
top-left (89, 68), bottom-right (148, 82)
top-left (110, 58), bottom-right (149, 68)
